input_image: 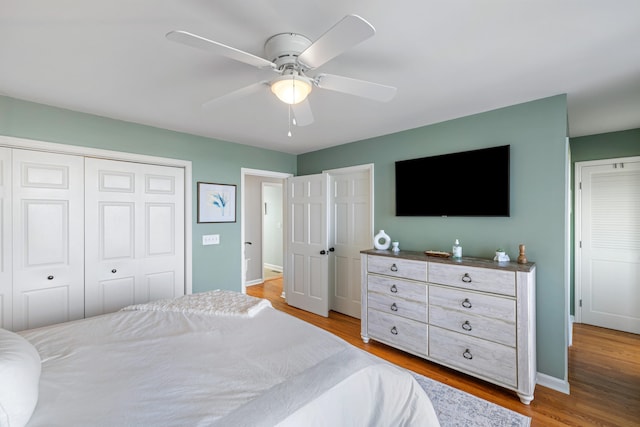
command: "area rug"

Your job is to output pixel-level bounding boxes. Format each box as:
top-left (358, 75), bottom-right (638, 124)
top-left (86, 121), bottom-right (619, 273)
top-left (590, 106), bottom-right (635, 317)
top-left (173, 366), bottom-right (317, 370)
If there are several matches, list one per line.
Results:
top-left (410, 372), bottom-right (531, 427)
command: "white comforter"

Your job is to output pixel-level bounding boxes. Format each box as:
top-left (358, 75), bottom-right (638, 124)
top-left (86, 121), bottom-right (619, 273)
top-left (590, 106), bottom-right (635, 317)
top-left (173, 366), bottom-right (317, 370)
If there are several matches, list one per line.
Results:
top-left (21, 294), bottom-right (439, 426)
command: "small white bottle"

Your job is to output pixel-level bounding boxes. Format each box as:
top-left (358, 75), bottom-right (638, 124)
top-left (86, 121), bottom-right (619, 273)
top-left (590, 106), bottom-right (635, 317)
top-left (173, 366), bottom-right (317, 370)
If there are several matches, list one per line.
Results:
top-left (452, 239), bottom-right (462, 259)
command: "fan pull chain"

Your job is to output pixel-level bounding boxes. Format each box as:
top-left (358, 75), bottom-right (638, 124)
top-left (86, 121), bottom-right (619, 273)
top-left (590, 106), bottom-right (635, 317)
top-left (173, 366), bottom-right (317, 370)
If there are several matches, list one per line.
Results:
top-left (287, 105), bottom-right (292, 137)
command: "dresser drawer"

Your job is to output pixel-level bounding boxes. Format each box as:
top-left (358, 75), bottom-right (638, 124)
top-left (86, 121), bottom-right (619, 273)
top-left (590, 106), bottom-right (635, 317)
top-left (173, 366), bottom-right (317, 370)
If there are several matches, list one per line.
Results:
top-left (429, 263), bottom-right (515, 296)
top-left (429, 307), bottom-right (515, 346)
top-left (368, 274), bottom-right (427, 302)
top-left (429, 286), bottom-right (515, 323)
top-left (429, 326), bottom-right (517, 387)
top-left (367, 255), bottom-right (427, 282)
top-left (368, 291), bottom-right (427, 323)
top-left (368, 309), bottom-right (428, 357)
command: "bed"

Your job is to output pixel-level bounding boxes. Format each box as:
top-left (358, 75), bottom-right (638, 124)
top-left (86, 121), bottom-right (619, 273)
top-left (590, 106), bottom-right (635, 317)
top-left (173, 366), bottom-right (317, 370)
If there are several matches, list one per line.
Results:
top-left (2, 290), bottom-right (440, 426)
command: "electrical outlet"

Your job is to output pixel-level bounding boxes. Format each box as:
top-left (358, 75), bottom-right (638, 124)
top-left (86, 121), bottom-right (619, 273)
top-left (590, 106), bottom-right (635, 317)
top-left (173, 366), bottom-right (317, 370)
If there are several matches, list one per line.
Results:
top-left (202, 234), bottom-right (220, 245)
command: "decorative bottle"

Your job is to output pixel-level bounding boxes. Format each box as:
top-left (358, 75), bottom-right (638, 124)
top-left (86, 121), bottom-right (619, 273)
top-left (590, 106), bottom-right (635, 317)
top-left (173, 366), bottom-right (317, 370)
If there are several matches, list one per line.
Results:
top-left (373, 230), bottom-right (391, 250)
top-left (452, 239), bottom-right (462, 259)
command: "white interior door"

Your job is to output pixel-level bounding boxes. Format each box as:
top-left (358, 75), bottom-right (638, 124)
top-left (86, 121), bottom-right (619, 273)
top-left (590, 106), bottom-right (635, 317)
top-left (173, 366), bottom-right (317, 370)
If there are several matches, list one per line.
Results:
top-left (328, 166), bottom-right (372, 318)
top-left (85, 158), bottom-right (185, 317)
top-left (12, 149), bottom-right (85, 331)
top-left (285, 174), bottom-right (329, 317)
top-left (0, 148), bottom-right (12, 329)
top-left (577, 158), bottom-right (640, 334)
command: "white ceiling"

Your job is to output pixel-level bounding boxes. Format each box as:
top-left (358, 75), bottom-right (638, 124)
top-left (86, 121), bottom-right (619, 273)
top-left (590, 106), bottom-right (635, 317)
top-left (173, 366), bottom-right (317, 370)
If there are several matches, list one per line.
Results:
top-left (1, 1), bottom-right (639, 155)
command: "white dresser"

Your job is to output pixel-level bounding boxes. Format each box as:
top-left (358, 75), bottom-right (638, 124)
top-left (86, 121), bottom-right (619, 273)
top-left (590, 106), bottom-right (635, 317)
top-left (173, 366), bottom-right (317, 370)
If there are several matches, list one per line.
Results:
top-left (360, 249), bottom-right (536, 404)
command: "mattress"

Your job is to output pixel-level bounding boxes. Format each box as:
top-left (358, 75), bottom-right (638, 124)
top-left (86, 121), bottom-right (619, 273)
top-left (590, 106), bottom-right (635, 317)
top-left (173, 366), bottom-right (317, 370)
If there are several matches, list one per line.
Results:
top-left (20, 292), bottom-right (439, 426)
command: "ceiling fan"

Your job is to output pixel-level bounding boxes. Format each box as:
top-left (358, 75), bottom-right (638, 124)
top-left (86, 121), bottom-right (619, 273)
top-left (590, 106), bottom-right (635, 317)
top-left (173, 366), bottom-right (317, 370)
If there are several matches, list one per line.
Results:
top-left (166, 14), bottom-right (397, 127)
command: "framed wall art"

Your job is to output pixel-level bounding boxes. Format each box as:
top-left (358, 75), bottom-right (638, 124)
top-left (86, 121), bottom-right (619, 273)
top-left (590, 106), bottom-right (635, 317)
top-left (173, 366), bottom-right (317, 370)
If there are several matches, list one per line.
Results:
top-left (197, 182), bottom-right (236, 223)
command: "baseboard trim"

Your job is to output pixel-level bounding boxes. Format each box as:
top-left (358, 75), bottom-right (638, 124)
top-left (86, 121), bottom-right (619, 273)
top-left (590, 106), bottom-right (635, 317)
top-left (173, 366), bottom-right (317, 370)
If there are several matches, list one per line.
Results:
top-left (536, 372), bottom-right (570, 395)
top-left (264, 263), bottom-right (283, 273)
top-left (245, 279), bottom-right (263, 287)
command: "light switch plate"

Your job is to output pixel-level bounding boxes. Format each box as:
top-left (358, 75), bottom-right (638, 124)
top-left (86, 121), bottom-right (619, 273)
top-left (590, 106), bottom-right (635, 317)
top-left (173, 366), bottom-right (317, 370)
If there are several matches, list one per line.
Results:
top-left (202, 234), bottom-right (220, 245)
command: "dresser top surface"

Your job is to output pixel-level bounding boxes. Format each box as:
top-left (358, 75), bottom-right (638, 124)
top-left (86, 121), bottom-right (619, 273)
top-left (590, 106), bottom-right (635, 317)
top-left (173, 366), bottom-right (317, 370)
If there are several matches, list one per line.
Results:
top-left (361, 249), bottom-right (536, 273)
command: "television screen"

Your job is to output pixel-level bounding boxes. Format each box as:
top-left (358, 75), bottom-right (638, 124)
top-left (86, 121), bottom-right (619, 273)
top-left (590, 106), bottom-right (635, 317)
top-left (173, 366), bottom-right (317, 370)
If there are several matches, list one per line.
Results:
top-left (395, 145), bottom-right (510, 217)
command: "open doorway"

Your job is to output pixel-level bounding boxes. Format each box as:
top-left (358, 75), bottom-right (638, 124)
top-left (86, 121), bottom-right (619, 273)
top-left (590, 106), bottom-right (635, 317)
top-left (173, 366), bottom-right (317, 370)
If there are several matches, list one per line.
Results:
top-left (240, 168), bottom-right (291, 293)
top-left (262, 182), bottom-right (283, 282)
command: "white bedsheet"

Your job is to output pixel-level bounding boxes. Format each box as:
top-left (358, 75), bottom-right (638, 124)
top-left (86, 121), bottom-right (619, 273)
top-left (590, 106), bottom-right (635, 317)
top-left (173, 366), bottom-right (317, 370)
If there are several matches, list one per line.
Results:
top-left (20, 298), bottom-right (439, 426)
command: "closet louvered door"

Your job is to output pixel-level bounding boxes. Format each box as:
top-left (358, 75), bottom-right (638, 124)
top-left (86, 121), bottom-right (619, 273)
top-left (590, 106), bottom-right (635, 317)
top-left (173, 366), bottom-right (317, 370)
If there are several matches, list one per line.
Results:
top-left (578, 159), bottom-right (640, 334)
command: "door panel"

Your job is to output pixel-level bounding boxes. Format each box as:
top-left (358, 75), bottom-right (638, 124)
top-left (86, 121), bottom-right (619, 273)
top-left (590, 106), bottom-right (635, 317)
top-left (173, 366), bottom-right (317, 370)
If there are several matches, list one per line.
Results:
top-left (101, 276), bottom-right (136, 313)
top-left (12, 150), bottom-right (85, 331)
top-left (24, 200), bottom-right (69, 266)
top-left (329, 168), bottom-right (372, 318)
top-left (85, 158), bottom-right (184, 317)
top-left (285, 174), bottom-right (329, 317)
top-left (101, 203), bottom-right (135, 259)
top-left (579, 160), bottom-right (640, 334)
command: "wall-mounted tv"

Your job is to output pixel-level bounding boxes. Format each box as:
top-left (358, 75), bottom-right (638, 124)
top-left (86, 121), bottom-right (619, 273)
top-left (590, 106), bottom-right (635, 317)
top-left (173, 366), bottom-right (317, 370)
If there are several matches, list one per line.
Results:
top-left (395, 145), bottom-right (510, 217)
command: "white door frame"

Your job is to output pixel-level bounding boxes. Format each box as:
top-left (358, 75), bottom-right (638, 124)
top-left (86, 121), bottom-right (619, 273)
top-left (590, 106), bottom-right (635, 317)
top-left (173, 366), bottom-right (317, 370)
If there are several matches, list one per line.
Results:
top-left (240, 168), bottom-right (292, 293)
top-left (0, 135), bottom-right (193, 294)
top-left (574, 155), bottom-right (640, 324)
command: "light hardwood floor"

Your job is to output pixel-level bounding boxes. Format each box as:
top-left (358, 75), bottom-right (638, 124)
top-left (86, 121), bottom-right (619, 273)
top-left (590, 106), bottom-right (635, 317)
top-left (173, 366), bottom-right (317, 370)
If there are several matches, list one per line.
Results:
top-left (247, 278), bottom-right (640, 427)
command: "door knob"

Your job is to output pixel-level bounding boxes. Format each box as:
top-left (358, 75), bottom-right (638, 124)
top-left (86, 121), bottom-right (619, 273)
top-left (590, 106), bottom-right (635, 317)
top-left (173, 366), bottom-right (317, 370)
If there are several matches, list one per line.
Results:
top-left (111, 269), bottom-right (117, 274)
top-left (47, 275), bottom-right (54, 280)
top-left (329, 247), bottom-right (335, 252)
top-left (320, 250), bottom-right (326, 255)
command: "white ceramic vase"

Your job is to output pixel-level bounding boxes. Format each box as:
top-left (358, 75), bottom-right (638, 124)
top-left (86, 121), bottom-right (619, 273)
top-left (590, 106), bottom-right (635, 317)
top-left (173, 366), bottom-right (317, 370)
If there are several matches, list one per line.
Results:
top-left (373, 230), bottom-right (391, 250)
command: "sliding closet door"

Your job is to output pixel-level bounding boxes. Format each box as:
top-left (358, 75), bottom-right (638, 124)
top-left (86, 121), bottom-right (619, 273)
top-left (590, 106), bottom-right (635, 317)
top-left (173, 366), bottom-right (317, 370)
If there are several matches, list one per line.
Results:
top-left (84, 158), bottom-right (185, 317)
top-left (12, 150), bottom-right (85, 331)
top-left (0, 148), bottom-right (12, 329)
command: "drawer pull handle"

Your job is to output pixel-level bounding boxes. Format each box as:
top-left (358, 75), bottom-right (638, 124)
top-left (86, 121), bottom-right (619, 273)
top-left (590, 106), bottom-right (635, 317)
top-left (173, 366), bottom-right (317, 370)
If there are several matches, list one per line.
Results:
top-left (390, 303), bottom-right (398, 312)
top-left (47, 275), bottom-right (54, 280)
top-left (390, 284), bottom-right (398, 293)
top-left (390, 263), bottom-right (398, 272)
top-left (463, 349), bottom-right (473, 360)
top-left (390, 326), bottom-right (398, 335)
top-left (462, 321), bottom-right (473, 331)
top-left (461, 298), bottom-right (472, 308)
top-left (462, 273), bottom-right (472, 283)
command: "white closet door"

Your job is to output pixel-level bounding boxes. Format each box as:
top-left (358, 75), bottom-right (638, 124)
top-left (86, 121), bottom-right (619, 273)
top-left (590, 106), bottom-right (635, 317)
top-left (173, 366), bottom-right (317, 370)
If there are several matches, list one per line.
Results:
top-left (84, 158), bottom-right (185, 317)
top-left (12, 149), bottom-right (85, 331)
top-left (578, 160), bottom-right (640, 334)
top-left (0, 148), bottom-right (12, 329)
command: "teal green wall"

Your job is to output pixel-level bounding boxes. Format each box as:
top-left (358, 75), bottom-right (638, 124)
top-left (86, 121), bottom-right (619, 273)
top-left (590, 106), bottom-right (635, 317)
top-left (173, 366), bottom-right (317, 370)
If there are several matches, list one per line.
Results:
top-left (568, 128), bottom-right (640, 314)
top-left (1, 93), bottom-right (574, 381)
top-left (0, 95), bottom-right (297, 293)
top-left (298, 95), bottom-right (570, 380)
top-left (571, 128), bottom-right (640, 162)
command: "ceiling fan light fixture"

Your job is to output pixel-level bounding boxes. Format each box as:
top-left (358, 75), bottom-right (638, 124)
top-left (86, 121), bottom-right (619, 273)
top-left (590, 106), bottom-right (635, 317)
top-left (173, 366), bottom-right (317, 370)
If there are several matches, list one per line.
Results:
top-left (271, 75), bottom-right (312, 105)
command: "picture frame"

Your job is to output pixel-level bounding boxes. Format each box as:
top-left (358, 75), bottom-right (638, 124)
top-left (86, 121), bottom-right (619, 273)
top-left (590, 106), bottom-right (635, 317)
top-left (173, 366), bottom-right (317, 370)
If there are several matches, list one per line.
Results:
top-left (197, 182), bottom-right (236, 223)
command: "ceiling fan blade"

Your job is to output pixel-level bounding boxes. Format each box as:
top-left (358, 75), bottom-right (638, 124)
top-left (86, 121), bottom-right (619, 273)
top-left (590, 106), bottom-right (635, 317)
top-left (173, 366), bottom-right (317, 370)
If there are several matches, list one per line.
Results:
top-left (298, 15), bottom-right (375, 70)
top-left (202, 81), bottom-right (269, 109)
top-left (166, 30), bottom-right (276, 70)
top-left (315, 73), bottom-right (397, 102)
top-left (291, 99), bottom-right (314, 127)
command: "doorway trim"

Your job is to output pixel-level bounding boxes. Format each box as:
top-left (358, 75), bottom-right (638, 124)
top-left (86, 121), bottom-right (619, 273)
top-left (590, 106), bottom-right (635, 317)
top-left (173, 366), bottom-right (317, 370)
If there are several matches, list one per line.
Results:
top-left (240, 168), bottom-right (292, 293)
top-left (574, 155), bottom-right (640, 326)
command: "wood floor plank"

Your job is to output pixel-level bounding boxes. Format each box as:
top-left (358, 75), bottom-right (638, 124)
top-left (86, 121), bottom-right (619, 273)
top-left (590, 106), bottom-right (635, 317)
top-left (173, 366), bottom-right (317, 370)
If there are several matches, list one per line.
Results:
top-left (248, 278), bottom-right (640, 426)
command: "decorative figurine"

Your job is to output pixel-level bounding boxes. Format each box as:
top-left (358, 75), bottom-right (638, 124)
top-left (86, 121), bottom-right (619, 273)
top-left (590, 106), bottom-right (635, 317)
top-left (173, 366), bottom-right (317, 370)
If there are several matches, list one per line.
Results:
top-left (517, 244), bottom-right (528, 264)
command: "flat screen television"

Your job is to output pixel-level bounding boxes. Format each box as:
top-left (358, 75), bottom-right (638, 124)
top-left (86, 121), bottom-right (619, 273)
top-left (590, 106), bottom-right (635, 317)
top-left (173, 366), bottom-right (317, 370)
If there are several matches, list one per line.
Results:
top-left (395, 145), bottom-right (510, 217)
